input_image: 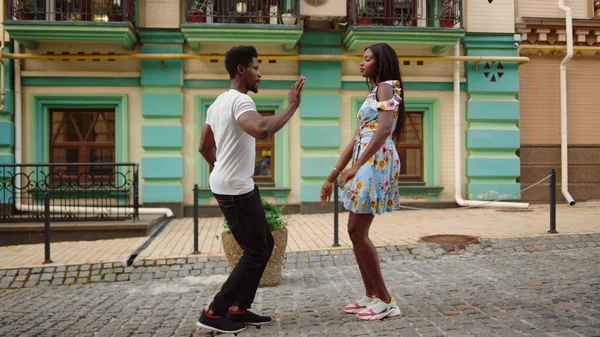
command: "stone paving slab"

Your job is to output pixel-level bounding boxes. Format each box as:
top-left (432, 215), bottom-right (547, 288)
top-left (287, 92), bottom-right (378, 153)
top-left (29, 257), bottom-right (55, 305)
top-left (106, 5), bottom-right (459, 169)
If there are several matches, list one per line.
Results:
top-left (1, 246), bottom-right (599, 337)
top-left (1, 233), bottom-right (599, 290)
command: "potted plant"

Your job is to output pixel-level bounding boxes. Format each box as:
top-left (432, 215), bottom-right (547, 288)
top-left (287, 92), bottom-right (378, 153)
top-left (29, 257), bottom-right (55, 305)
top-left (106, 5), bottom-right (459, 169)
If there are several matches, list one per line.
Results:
top-left (439, 0), bottom-right (455, 27)
top-left (357, 6), bottom-right (376, 25)
top-left (188, 0), bottom-right (210, 23)
top-left (281, 8), bottom-right (296, 25)
top-left (107, 3), bottom-right (122, 22)
top-left (14, 0), bottom-right (36, 20)
top-left (220, 199), bottom-right (289, 287)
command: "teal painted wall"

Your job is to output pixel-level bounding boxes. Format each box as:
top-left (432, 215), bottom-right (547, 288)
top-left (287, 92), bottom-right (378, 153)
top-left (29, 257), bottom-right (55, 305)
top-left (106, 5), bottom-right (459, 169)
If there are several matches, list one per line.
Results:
top-left (141, 94), bottom-right (184, 118)
top-left (140, 46), bottom-right (184, 87)
top-left (298, 32), bottom-right (343, 202)
top-left (0, 44), bottom-right (14, 168)
top-left (141, 126), bottom-right (183, 149)
top-left (142, 157), bottom-right (184, 179)
top-left (463, 34), bottom-right (522, 201)
top-left (299, 95), bottom-right (341, 119)
top-left (140, 44), bottom-right (185, 204)
top-left (299, 126), bottom-right (341, 148)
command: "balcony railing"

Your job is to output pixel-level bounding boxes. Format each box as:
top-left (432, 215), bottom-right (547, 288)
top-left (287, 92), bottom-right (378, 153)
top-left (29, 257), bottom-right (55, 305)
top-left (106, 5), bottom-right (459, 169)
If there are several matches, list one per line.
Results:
top-left (185, 0), bottom-right (298, 25)
top-left (0, 163), bottom-right (139, 223)
top-left (349, 0), bottom-right (462, 28)
top-left (8, 0), bottom-right (135, 26)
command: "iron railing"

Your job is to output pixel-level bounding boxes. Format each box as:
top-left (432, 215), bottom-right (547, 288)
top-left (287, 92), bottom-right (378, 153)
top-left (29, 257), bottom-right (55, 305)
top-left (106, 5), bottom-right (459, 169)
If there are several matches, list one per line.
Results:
top-left (0, 163), bottom-right (139, 223)
top-left (185, 0), bottom-right (298, 25)
top-left (350, 0), bottom-right (462, 28)
top-left (8, 0), bottom-right (135, 26)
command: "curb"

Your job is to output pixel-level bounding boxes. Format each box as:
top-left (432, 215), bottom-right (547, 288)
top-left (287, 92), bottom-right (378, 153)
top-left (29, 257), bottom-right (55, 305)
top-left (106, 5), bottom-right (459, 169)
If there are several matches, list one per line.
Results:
top-left (1, 233), bottom-right (599, 290)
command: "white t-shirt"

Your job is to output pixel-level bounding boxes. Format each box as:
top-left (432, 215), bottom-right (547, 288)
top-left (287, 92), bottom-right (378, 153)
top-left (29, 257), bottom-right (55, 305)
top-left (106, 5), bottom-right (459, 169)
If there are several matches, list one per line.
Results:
top-left (206, 89), bottom-right (257, 195)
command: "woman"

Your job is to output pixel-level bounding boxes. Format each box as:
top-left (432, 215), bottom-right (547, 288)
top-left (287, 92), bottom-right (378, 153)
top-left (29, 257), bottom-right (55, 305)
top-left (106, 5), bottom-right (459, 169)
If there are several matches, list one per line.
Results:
top-left (320, 43), bottom-right (405, 321)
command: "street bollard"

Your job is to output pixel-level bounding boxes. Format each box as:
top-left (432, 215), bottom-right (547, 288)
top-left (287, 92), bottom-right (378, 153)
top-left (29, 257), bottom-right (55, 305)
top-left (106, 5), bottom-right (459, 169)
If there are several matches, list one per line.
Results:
top-left (333, 180), bottom-right (340, 247)
top-left (43, 192), bottom-right (53, 264)
top-left (193, 184), bottom-right (200, 254)
top-left (548, 168), bottom-right (558, 234)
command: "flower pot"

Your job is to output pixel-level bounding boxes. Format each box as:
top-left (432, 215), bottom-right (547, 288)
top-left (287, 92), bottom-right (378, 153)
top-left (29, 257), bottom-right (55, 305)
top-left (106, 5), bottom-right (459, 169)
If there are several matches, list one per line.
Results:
top-left (357, 17), bottom-right (372, 25)
top-left (108, 14), bottom-right (122, 22)
top-left (18, 13), bottom-right (35, 20)
top-left (221, 228), bottom-right (288, 287)
top-left (440, 20), bottom-right (454, 28)
top-left (236, 2), bottom-right (247, 14)
top-left (188, 10), bottom-right (205, 23)
top-left (269, 5), bottom-right (278, 25)
top-left (281, 13), bottom-right (296, 25)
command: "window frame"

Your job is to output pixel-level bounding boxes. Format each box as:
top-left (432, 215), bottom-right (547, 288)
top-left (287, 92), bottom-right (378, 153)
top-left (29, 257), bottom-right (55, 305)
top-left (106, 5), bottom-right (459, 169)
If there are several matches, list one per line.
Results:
top-left (49, 108), bottom-right (117, 164)
top-left (394, 111), bottom-right (424, 181)
top-left (31, 95), bottom-right (129, 165)
top-left (29, 94), bottom-right (130, 199)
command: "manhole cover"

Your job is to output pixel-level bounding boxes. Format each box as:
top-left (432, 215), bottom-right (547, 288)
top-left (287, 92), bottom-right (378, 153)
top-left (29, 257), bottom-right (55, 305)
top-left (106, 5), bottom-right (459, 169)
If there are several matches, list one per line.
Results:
top-left (419, 234), bottom-right (479, 251)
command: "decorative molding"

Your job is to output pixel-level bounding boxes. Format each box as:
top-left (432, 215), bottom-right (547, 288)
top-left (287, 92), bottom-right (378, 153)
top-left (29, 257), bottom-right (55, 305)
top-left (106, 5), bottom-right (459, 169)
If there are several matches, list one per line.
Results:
top-left (180, 24), bottom-right (303, 52)
top-left (517, 27), bottom-right (600, 46)
top-left (342, 26), bottom-right (465, 54)
top-left (2, 21), bottom-right (138, 50)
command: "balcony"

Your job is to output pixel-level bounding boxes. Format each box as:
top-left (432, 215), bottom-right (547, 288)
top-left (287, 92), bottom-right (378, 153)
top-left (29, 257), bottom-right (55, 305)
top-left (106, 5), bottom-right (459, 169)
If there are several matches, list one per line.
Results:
top-left (181, 0), bottom-right (303, 52)
top-left (344, 0), bottom-right (465, 54)
top-left (3, 0), bottom-right (137, 50)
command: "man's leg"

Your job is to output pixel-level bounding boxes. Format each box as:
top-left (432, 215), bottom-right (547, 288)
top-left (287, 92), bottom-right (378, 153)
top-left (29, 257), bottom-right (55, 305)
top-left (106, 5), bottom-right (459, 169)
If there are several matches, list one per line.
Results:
top-left (197, 190), bottom-right (249, 333)
top-left (231, 186), bottom-right (274, 309)
top-left (209, 186), bottom-right (273, 316)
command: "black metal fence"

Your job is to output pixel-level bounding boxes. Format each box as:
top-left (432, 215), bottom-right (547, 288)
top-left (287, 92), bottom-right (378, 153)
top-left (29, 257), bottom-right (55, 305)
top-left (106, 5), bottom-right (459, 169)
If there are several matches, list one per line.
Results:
top-left (0, 163), bottom-right (139, 223)
top-left (350, 0), bottom-right (463, 28)
top-left (185, 0), bottom-right (298, 25)
top-left (8, 0), bottom-right (135, 25)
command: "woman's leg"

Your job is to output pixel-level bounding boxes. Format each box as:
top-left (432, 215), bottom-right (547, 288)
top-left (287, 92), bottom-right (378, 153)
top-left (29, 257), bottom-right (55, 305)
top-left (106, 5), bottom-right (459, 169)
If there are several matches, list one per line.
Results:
top-left (348, 212), bottom-right (391, 303)
top-left (348, 212), bottom-right (375, 297)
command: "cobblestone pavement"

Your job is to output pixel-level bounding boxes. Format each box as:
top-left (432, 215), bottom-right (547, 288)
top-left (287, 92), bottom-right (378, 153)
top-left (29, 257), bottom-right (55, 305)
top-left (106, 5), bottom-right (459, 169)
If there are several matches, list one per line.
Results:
top-left (2, 234), bottom-right (600, 290)
top-left (1, 246), bottom-right (599, 337)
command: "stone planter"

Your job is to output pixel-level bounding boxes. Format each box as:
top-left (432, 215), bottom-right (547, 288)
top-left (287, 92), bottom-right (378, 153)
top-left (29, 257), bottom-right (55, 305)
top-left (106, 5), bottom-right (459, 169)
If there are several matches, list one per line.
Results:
top-left (221, 228), bottom-right (288, 287)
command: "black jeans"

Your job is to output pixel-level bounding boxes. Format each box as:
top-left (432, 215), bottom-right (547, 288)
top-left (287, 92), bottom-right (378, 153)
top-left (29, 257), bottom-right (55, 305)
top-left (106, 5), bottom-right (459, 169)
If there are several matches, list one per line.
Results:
top-left (209, 185), bottom-right (274, 316)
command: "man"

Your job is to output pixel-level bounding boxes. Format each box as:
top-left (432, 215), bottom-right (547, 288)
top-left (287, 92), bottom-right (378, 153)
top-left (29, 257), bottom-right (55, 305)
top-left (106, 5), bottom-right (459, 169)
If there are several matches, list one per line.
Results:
top-left (197, 45), bottom-right (305, 334)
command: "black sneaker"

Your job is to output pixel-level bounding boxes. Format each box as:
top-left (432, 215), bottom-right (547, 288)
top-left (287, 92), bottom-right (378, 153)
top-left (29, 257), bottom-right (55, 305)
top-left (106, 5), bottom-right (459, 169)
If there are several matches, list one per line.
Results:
top-left (226, 309), bottom-right (273, 326)
top-left (196, 309), bottom-right (247, 334)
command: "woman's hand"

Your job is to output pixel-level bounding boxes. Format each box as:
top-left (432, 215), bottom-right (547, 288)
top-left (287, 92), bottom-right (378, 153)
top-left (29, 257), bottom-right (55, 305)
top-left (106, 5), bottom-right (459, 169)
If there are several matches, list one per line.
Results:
top-left (320, 180), bottom-right (334, 206)
top-left (339, 166), bottom-right (359, 189)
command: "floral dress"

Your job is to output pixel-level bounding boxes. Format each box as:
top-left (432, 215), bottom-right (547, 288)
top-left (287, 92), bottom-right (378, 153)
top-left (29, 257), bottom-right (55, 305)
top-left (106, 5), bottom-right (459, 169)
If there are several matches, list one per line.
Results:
top-left (341, 80), bottom-right (402, 216)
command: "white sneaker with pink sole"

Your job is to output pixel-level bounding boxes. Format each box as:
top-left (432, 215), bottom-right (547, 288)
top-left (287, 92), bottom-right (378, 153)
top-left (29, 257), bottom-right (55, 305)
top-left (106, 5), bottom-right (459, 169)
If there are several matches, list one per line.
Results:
top-left (356, 297), bottom-right (402, 321)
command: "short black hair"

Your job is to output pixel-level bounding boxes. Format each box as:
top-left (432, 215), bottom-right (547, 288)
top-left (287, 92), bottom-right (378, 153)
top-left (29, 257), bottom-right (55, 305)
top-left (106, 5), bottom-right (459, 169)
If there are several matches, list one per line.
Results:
top-left (224, 46), bottom-right (258, 79)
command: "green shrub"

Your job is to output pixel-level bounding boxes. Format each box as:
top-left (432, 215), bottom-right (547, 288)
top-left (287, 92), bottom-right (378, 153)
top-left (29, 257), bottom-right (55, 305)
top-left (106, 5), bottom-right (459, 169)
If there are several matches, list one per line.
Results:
top-left (222, 198), bottom-right (288, 234)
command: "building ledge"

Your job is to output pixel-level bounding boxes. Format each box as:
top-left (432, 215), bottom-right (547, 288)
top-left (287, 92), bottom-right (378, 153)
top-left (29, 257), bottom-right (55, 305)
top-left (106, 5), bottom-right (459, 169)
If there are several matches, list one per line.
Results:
top-left (343, 26), bottom-right (465, 54)
top-left (181, 23), bottom-right (304, 52)
top-left (399, 184), bottom-right (444, 201)
top-left (2, 20), bottom-right (138, 50)
top-left (518, 17), bottom-right (600, 28)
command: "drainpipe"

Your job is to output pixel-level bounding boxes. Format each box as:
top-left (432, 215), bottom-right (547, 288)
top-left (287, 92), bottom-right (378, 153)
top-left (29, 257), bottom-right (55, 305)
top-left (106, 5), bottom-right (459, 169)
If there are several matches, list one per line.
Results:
top-left (454, 41), bottom-right (529, 209)
top-left (557, 0), bottom-right (576, 206)
top-left (12, 41), bottom-right (174, 218)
